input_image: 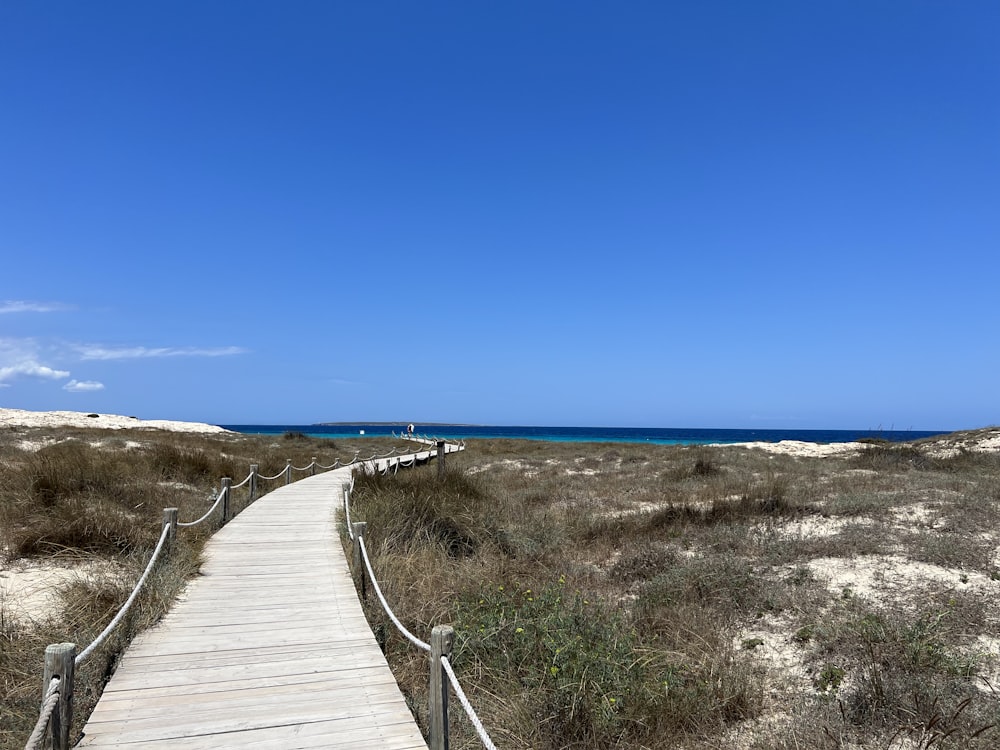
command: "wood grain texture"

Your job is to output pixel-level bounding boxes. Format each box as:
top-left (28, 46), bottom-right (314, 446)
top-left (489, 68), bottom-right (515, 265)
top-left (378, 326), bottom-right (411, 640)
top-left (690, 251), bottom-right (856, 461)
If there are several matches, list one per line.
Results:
top-left (78, 466), bottom-right (428, 749)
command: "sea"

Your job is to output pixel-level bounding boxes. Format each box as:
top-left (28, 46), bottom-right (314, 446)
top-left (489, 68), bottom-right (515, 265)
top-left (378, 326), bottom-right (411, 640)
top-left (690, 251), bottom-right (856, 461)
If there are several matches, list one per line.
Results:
top-left (219, 424), bottom-right (948, 446)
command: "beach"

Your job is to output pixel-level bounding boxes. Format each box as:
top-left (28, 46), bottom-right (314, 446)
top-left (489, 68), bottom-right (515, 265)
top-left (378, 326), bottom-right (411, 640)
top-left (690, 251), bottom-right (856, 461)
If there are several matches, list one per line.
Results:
top-left (0, 408), bottom-right (230, 434)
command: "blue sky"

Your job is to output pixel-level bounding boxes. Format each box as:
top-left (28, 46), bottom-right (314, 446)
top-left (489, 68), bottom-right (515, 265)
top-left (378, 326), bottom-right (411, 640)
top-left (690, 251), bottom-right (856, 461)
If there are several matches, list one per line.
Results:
top-left (2, 2), bottom-right (997, 430)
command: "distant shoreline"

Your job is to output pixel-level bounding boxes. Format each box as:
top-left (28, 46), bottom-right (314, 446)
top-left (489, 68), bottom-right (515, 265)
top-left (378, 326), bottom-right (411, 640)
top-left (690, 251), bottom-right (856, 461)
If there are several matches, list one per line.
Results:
top-left (223, 423), bottom-right (957, 447)
top-left (313, 422), bottom-right (482, 427)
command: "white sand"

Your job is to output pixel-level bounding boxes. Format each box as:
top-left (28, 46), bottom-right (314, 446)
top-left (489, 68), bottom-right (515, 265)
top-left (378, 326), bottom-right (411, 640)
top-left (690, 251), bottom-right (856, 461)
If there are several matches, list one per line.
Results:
top-left (0, 409), bottom-right (230, 623)
top-left (923, 428), bottom-right (1000, 456)
top-left (0, 558), bottom-right (122, 625)
top-left (807, 554), bottom-right (994, 604)
top-left (0, 407), bottom-right (230, 434)
top-left (721, 429), bottom-right (1000, 458)
top-left (716, 440), bottom-right (866, 457)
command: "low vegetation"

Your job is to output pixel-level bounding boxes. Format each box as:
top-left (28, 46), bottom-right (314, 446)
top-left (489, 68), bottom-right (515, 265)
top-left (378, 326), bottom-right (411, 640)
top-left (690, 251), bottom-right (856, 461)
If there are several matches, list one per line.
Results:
top-left (3, 423), bottom-right (999, 749)
top-left (0, 426), bottom-right (398, 750)
top-left (348, 434), bottom-right (1000, 749)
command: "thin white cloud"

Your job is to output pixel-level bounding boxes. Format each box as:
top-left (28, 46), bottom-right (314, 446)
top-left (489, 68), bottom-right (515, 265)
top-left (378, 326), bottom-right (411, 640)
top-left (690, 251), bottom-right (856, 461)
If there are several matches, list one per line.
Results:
top-left (63, 379), bottom-right (105, 392)
top-left (0, 337), bottom-right (71, 385)
top-left (0, 361), bottom-right (71, 383)
top-left (76, 345), bottom-right (249, 360)
top-left (0, 300), bottom-right (71, 314)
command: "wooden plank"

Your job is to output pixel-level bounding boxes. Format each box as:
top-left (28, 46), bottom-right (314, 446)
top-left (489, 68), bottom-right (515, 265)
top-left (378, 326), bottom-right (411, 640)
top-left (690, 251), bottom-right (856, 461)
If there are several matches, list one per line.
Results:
top-left (80, 714), bottom-right (427, 749)
top-left (90, 672), bottom-right (402, 712)
top-left (90, 677), bottom-right (410, 728)
top-left (78, 466), bottom-right (430, 749)
top-left (99, 640), bottom-right (379, 672)
top-left (78, 706), bottom-right (427, 747)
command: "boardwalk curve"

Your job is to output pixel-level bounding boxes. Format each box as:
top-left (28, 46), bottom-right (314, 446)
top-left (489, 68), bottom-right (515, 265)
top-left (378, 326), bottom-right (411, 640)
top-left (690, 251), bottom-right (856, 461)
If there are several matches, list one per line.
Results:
top-left (76, 467), bottom-right (426, 749)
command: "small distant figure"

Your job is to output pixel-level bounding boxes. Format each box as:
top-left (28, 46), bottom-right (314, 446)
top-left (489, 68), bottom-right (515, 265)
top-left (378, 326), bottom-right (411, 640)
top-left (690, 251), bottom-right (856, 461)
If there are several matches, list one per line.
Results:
top-left (407, 423), bottom-right (414, 435)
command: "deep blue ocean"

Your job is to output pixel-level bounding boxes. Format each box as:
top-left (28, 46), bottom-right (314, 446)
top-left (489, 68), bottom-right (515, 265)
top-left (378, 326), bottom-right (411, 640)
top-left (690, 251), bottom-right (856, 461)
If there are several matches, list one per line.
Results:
top-left (219, 424), bottom-right (947, 446)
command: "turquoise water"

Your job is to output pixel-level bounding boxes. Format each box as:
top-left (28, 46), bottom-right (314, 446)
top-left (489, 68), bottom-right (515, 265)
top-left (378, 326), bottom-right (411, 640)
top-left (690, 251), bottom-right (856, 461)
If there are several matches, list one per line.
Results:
top-left (220, 424), bottom-right (946, 446)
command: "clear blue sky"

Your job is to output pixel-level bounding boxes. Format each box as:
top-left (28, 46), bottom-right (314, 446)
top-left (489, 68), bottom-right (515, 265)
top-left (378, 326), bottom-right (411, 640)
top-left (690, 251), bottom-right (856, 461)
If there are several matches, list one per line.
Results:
top-left (2, 2), bottom-right (997, 430)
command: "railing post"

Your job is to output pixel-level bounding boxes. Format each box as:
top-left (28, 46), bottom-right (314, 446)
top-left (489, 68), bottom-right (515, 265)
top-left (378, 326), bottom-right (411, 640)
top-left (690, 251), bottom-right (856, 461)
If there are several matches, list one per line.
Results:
top-left (43, 642), bottom-right (75, 750)
top-left (220, 478), bottom-right (232, 524)
top-left (249, 464), bottom-right (258, 502)
top-left (429, 625), bottom-right (455, 750)
top-left (285, 459), bottom-right (292, 485)
top-left (437, 441), bottom-right (446, 479)
top-left (163, 508), bottom-right (178, 550)
top-left (311, 457), bottom-right (317, 476)
top-left (352, 522), bottom-right (368, 599)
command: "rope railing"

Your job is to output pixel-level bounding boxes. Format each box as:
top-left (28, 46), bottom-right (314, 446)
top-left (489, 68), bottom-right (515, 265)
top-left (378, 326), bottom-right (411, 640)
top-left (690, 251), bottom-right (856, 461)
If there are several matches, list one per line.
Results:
top-left (256, 467), bottom-right (287, 481)
top-left (345, 441), bottom-right (496, 749)
top-left (316, 458), bottom-right (344, 470)
top-left (357, 537), bottom-right (430, 652)
top-left (24, 441), bottom-right (465, 750)
top-left (344, 486), bottom-right (355, 541)
top-left (442, 655), bottom-right (499, 750)
top-left (176, 487), bottom-right (226, 528)
top-left (229, 472), bottom-right (254, 490)
top-left (75, 523), bottom-right (171, 667)
top-left (23, 677), bottom-right (60, 750)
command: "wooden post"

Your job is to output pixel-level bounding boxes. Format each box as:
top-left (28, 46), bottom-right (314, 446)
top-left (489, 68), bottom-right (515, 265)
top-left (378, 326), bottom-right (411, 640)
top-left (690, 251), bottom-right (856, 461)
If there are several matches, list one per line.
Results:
top-left (352, 522), bottom-right (368, 599)
top-left (437, 441), bottom-right (446, 479)
top-left (43, 642), bottom-right (75, 750)
top-left (249, 464), bottom-right (258, 502)
top-left (285, 459), bottom-right (292, 485)
top-left (163, 508), bottom-right (178, 550)
top-left (311, 457), bottom-right (317, 476)
top-left (220, 478), bottom-right (232, 524)
top-left (429, 625), bottom-right (455, 750)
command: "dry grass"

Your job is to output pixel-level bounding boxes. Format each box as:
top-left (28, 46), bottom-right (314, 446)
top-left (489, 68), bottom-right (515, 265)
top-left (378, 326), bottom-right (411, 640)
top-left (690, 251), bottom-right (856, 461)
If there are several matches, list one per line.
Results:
top-left (4, 423), bottom-right (999, 749)
top-left (0, 425), bottom-right (401, 750)
top-left (347, 434), bottom-right (1000, 749)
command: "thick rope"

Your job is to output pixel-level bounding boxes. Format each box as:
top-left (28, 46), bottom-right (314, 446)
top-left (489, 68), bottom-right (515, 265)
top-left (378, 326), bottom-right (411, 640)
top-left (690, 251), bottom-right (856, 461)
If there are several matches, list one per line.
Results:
top-left (23, 678), bottom-right (60, 750)
top-left (75, 524), bottom-right (171, 667)
top-left (358, 537), bottom-right (430, 652)
top-left (229, 471), bottom-right (254, 490)
top-left (290, 462), bottom-right (313, 472)
top-left (176, 488), bottom-right (226, 528)
top-left (441, 656), bottom-right (498, 750)
top-left (256, 468), bottom-right (287, 481)
top-left (344, 485), bottom-right (355, 541)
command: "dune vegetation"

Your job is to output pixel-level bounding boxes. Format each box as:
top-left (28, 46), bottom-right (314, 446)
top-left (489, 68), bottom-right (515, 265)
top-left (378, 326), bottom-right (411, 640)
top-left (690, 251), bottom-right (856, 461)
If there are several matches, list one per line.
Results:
top-left (347, 433), bottom-right (1000, 749)
top-left (0, 426), bottom-right (396, 750)
top-left (3, 423), bottom-right (1000, 749)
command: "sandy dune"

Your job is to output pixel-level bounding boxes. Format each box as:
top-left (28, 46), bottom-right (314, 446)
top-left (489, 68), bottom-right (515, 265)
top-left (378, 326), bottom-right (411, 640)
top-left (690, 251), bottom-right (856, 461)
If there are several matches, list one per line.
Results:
top-left (0, 407), bottom-right (230, 434)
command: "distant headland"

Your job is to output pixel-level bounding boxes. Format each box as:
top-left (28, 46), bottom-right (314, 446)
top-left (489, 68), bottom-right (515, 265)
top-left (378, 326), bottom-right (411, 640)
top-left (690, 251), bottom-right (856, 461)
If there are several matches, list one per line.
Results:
top-left (314, 422), bottom-right (482, 427)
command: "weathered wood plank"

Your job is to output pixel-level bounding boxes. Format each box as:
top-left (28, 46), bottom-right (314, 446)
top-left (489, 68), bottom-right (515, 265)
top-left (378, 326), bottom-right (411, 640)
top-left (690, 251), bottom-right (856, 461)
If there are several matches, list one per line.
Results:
top-left (78, 466), bottom-right (429, 749)
top-left (86, 686), bottom-right (415, 730)
top-left (81, 714), bottom-right (427, 749)
top-left (89, 672), bottom-right (402, 713)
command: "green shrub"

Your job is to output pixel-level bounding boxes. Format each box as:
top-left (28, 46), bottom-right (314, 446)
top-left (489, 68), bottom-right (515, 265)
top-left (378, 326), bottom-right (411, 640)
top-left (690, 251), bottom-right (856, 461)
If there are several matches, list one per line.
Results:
top-left (637, 555), bottom-right (766, 615)
top-left (453, 579), bottom-right (648, 745)
top-left (853, 444), bottom-right (929, 471)
top-left (351, 467), bottom-right (497, 556)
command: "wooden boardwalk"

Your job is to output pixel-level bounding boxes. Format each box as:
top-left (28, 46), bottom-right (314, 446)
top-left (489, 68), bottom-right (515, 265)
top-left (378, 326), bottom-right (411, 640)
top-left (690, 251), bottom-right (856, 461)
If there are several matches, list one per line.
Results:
top-left (77, 465), bottom-right (428, 749)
